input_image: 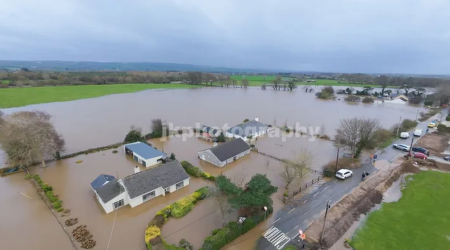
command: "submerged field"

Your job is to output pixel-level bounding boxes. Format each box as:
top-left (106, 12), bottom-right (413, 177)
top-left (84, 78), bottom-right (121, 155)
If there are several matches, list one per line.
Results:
top-left (351, 171), bottom-right (450, 250)
top-left (0, 83), bottom-right (200, 108)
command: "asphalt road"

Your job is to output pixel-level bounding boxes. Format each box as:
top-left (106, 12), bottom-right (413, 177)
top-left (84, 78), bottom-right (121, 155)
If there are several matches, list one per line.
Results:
top-left (257, 114), bottom-right (443, 250)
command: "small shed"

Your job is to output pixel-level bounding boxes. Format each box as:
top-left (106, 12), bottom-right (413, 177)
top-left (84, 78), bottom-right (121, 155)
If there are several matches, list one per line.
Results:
top-left (124, 142), bottom-right (166, 168)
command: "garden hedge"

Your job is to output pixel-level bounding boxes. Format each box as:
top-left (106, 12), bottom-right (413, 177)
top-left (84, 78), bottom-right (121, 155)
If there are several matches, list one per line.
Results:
top-left (180, 161), bottom-right (216, 181)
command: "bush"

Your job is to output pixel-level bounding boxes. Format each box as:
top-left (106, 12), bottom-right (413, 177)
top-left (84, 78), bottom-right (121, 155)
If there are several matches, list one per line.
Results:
top-left (225, 221), bottom-right (243, 242)
top-left (179, 239), bottom-right (193, 250)
top-left (42, 184), bottom-right (53, 192)
top-left (446, 116), bottom-right (450, 121)
top-left (180, 161), bottom-right (202, 177)
top-left (344, 95), bottom-right (361, 102)
top-left (171, 196), bottom-right (196, 218)
top-left (124, 126), bottom-right (143, 143)
top-left (170, 153), bottom-right (176, 161)
top-left (283, 192), bottom-right (288, 197)
top-left (243, 119), bottom-right (249, 123)
top-left (322, 158), bottom-right (360, 175)
top-left (156, 205), bottom-right (172, 220)
top-left (424, 100), bottom-right (434, 106)
top-left (57, 207), bottom-right (64, 212)
top-left (437, 124), bottom-right (450, 133)
top-left (323, 86), bottom-right (335, 94)
top-left (112, 150), bottom-right (118, 154)
top-left (53, 200), bottom-right (62, 210)
top-left (46, 191), bottom-right (59, 202)
top-left (148, 215), bottom-right (165, 228)
top-left (202, 228), bottom-right (228, 250)
top-left (362, 97), bottom-right (374, 103)
top-left (323, 168), bottom-right (334, 177)
top-left (145, 226), bottom-right (161, 244)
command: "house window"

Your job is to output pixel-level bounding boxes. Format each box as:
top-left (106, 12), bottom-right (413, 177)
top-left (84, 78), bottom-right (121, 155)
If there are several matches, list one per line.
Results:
top-left (175, 181), bottom-right (184, 190)
top-left (113, 199), bottom-right (124, 210)
top-left (142, 191), bottom-right (156, 201)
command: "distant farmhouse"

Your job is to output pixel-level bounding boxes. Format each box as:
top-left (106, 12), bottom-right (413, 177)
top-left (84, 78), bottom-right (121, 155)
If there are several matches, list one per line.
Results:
top-left (198, 138), bottom-right (250, 167)
top-left (201, 125), bottom-right (222, 137)
top-left (226, 118), bottom-right (267, 141)
top-left (91, 161), bottom-right (190, 213)
top-left (124, 142), bottom-right (166, 168)
top-left (388, 94), bottom-right (409, 104)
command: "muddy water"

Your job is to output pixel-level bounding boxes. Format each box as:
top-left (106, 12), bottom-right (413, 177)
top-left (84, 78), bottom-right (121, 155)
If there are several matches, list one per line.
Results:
top-left (0, 87), bottom-right (428, 249)
top-left (1, 87), bottom-right (426, 165)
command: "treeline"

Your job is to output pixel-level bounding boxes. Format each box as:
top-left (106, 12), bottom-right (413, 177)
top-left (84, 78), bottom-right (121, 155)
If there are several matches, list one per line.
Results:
top-left (338, 74), bottom-right (450, 87)
top-left (0, 70), bottom-right (228, 88)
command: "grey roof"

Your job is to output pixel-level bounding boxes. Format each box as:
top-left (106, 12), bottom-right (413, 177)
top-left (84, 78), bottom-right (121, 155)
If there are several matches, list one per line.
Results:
top-left (91, 174), bottom-right (116, 190)
top-left (124, 142), bottom-right (165, 160)
top-left (204, 138), bottom-right (250, 162)
top-left (96, 179), bottom-right (125, 203)
top-left (201, 125), bottom-right (220, 135)
top-left (227, 120), bottom-right (267, 137)
top-left (122, 160), bottom-right (189, 199)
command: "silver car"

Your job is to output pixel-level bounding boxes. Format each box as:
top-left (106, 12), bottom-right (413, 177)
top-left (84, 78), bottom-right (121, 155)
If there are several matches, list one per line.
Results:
top-left (393, 144), bottom-right (410, 152)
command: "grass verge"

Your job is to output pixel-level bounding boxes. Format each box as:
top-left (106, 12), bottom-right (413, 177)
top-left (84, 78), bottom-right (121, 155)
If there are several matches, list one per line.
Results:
top-left (0, 83), bottom-right (201, 108)
top-left (351, 171), bottom-right (450, 250)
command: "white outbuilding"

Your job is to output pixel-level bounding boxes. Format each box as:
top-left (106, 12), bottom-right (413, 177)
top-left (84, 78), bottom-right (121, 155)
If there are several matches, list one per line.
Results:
top-left (124, 142), bottom-right (166, 168)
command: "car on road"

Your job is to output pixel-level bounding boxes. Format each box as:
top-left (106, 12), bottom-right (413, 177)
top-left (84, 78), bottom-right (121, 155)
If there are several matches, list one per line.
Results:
top-left (428, 122), bottom-right (437, 128)
top-left (414, 129), bottom-right (422, 137)
top-left (411, 147), bottom-right (430, 156)
top-left (336, 169), bottom-right (353, 180)
top-left (400, 132), bottom-right (410, 139)
top-left (405, 152), bottom-right (428, 159)
top-left (393, 144), bottom-right (410, 151)
top-left (445, 156), bottom-right (450, 161)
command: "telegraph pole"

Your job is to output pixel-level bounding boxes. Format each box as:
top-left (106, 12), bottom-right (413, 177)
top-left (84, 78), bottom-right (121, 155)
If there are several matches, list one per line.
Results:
top-left (320, 200), bottom-right (331, 244)
top-left (408, 132), bottom-right (415, 154)
top-left (396, 116), bottom-right (402, 137)
top-left (335, 144), bottom-right (340, 173)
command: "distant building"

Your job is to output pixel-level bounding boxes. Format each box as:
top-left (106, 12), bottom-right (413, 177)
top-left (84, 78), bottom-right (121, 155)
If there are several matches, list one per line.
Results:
top-left (124, 142), bottom-right (166, 168)
top-left (92, 161), bottom-right (190, 214)
top-left (201, 125), bottom-right (222, 137)
top-left (388, 94), bottom-right (409, 104)
top-left (198, 138), bottom-right (251, 167)
top-left (226, 118), bottom-right (267, 141)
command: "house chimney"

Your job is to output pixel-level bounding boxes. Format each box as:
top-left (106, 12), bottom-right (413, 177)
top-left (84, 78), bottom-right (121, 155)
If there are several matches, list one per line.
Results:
top-left (134, 166), bottom-right (140, 174)
top-left (213, 142), bottom-right (218, 147)
top-left (255, 117), bottom-right (259, 122)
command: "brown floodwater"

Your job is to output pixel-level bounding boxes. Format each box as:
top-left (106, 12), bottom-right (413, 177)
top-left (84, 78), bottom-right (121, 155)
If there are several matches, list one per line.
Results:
top-left (0, 87), bottom-right (428, 249)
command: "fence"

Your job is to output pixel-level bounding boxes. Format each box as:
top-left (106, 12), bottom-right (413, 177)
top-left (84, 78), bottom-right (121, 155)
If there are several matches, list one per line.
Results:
top-left (291, 175), bottom-right (324, 197)
top-left (256, 151), bottom-right (324, 175)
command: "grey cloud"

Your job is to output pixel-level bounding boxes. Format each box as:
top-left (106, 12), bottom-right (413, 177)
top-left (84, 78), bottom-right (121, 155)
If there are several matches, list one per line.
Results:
top-left (0, 0), bottom-right (449, 74)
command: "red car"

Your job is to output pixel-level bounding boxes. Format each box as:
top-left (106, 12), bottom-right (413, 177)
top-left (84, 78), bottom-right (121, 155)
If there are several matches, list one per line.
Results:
top-left (405, 152), bottom-right (428, 159)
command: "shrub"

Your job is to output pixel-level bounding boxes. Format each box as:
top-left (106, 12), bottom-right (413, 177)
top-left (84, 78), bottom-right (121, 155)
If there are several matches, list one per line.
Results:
top-left (193, 187), bottom-right (210, 200)
top-left (323, 86), bottom-right (335, 94)
top-left (156, 205), bottom-right (172, 220)
top-left (225, 222), bottom-right (243, 242)
top-left (177, 129), bottom-right (183, 135)
top-left (57, 207), bottom-right (64, 212)
top-left (124, 126), bottom-right (143, 143)
top-left (202, 228), bottom-right (228, 250)
top-left (179, 239), bottom-right (193, 250)
top-left (424, 100), bottom-right (434, 106)
top-left (180, 161), bottom-right (202, 177)
top-left (243, 119), bottom-right (249, 123)
top-left (170, 153), bottom-right (176, 161)
top-left (112, 150), bottom-right (118, 154)
top-left (171, 196), bottom-right (195, 218)
top-left (53, 200), bottom-right (62, 210)
top-left (345, 95), bottom-right (361, 102)
top-left (323, 168), bottom-right (334, 177)
top-left (145, 226), bottom-right (161, 243)
top-left (46, 191), bottom-right (59, 202)
top-left (283, 192), bottom-right (288, 197)
top-left (362, 96), bottom-right (374, 103)
top-left (42, 184), bottom-right (53, 192)
top-left (322, 158), bottom-right (360, 175)
top-left (242, 216), bottom-right (258, 234)
top-left (25, 174), bottom-right (32, 180)
top-left (438, 124), bottom-right (450, 133)
top-left (446, 116), bottom-right (450, 121)
top-left (149, 235), bottom-right (163, 246)
top-left (148, 215), bottom-right (165, 228)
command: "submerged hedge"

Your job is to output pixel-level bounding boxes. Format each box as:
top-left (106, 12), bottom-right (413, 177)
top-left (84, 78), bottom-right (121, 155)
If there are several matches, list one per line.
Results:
top-left (146, 187), bottom-right (211, 249)
top-left (26, 174), bottom-right (65, 211)
top-left (180, 161), bottom-right (216, 181)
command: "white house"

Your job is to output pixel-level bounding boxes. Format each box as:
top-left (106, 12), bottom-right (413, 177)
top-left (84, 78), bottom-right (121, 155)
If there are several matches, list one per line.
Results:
top-left (386, 94), bottom-right (409, 104)
top-left (92, 161), bottom-right (190, 214)
top-left (226, 118), bottom-right (267, 141)
top-left (201, 125), bottom-right (222, 137)
top-left (198, 138), bottom-right (251, 167)
top-left (124, 142), bottom-right (166, 168)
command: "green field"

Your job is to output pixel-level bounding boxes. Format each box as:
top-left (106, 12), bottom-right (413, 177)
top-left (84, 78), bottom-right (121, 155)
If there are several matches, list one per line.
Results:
top-left (229, 76), bottom-right (395, 87)
top-left (351, 171), bottom-right (450, 250)
top-left (1, 80), bottom-right (10, 84)
top-left (0, 83), bottom-right (200, 108)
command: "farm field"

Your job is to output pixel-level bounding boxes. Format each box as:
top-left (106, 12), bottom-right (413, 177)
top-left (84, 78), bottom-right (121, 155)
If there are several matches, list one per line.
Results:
top-left (351, 171), bottom-right (450, 250)
top-left (0, 83), bottom-right (201, 108)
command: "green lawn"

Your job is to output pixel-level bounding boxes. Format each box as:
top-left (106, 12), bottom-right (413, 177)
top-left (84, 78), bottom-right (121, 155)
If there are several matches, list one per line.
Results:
top-left (351, 171), bottom-right (450, 250)
top-left (0, 83), bottom-right (201, 108)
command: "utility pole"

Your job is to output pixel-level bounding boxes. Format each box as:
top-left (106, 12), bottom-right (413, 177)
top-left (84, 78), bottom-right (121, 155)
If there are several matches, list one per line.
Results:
top-left (320, 200), bottom-right (331, 244)
top-left (408, 132), bottom-right (415, 154)
top-left (415, 110), bottom-right (419, 121)
top-left (335, 144), bottom-right (340, 173)
top-left (396, 116), bottom-right (402, 137)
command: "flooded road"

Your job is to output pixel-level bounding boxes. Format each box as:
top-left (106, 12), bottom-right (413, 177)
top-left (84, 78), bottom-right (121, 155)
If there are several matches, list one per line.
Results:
top-left (0, 87), bottom-right (428, 249)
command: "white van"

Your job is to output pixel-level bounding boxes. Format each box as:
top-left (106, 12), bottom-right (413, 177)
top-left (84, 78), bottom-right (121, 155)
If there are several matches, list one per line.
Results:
top-left (400, 132), bottom-right (410, 139)
top-left (414, 129), bottom-right (422, 137)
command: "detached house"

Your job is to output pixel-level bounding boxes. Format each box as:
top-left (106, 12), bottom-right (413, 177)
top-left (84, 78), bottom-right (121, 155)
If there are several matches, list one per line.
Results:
top-left (92, 161), bottom-right (190, 214)
top-left (124, 142), bottom-right (166, 168)
top-left (201, 125), bottom-right (222, 137)
top-left (198, 138), bottom-right (251, 167)
top-left (226, 118), bottom-right (267, 141)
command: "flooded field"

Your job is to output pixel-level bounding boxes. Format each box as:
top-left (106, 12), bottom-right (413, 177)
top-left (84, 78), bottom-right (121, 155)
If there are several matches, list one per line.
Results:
top-left (0, 87), bottom-right (428, 249)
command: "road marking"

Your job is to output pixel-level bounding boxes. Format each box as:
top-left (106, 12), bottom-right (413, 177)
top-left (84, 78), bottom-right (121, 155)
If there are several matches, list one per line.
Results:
top-left (301, 199), bottom-right (308, 204)
top-left (262, 226), bottom-right (291, 250)
top-left (272, 218), bottom-right (280, 224)
top-left (288, 208), bottom-right (295, 213)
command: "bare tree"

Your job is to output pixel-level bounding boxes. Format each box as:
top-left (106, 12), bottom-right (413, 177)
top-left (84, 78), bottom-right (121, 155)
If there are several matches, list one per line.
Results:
top-left (231, 79), bottom-right (237, 88)
top-left (287, 80), bottom-right (297, 91)
top-left (0, 111), bottom-right (65, 167)
top-left (231, 169), bottom-right (248, 188)
top-left (335, 118), bottom-right (380, 157)
top-left (280, 150), bottom-right (313, 190)
top-left (210, 186), bottom-right (233, 226)
top-left (280, 162), bottom-right (297, 189)
top-left (261, 84), bottom-right (266, 90)
top-left (241, 79), bottom-right (249, 89)
top-left (272, 76), bottom-right (281, 90)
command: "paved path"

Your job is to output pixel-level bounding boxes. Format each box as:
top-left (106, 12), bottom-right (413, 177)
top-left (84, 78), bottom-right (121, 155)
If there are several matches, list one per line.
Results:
top-left (257, 114), bottom-right (442, 250)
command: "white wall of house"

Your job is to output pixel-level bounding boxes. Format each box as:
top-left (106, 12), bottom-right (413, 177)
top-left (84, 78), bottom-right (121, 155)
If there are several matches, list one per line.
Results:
top-left (132, 153), bottom-right (161, 168)
top-left (97, 190), bottom-right (130, 214)
top-left (129, 187), bottom-right (164, 207)
top-left (167, 178), bottom-right (190, 193)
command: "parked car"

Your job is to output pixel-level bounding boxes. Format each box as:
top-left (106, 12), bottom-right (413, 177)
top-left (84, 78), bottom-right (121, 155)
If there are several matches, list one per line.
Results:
top-left (400, 132), bottom-right (410, 139)
top-left (336, 169), bottom-right (353, 180)
top-left (411, 147), bottom-right (429, 156)
top-left (428, 122), bottom-right (437, 128)
top-left (393, 144), bottom-right (410, 151)
top-left (444, 156), bottom-right (450, 161)
top-left (413, 129), bottom-right (422, 137)
top-left (405, 152), bottom-right (428, 159)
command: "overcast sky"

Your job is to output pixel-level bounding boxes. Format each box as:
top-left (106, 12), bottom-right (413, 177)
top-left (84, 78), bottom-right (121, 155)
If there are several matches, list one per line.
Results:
top-left (1, 0), bottom-right (449, 74)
